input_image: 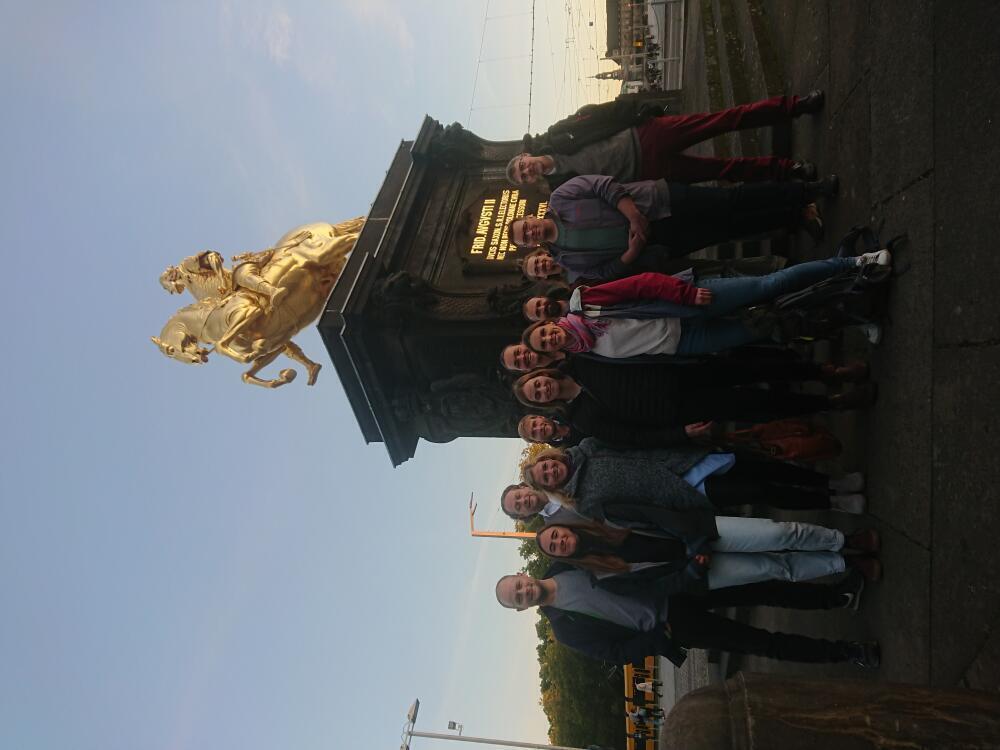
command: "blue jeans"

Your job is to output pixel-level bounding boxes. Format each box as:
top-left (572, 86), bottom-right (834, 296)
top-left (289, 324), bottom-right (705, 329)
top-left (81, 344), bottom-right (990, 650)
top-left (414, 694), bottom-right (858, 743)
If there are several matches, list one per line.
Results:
top-left (706, 516), bottom-right (846, 589)
top-left (675, 257), bottom-right (856, 355)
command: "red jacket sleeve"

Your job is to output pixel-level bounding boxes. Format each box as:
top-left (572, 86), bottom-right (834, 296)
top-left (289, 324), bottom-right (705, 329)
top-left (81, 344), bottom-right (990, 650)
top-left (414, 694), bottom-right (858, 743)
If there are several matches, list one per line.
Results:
top-left (580, 272), bottom-right (700, 307)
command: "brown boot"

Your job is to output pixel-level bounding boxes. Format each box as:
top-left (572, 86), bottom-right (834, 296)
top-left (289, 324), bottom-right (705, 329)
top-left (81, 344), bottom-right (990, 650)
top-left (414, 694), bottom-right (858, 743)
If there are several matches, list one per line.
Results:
top-left (845, 555), bottom-right (882, 582)
top-left (821, 361), bottom-right (871, 383)
top-left (800, 202), bottom-right (825, 243)
top-left (846, 528), bottom-right (881, 553)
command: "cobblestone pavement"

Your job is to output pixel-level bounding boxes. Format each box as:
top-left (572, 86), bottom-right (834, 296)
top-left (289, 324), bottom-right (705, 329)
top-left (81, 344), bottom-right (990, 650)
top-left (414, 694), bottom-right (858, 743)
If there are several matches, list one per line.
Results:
top-left (662, 0), bottom-right (1000, 716)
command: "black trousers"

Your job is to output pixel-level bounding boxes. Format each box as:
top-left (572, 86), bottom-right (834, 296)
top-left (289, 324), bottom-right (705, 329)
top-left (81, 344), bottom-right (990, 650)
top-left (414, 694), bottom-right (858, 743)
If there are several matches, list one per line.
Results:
top-left (704, 456), bottom-right (832, 511)
top-left (649, 182), bottom-right (807, 258)
top-left (674, 360), bottom-right (833, 424)
top-left (677, 358), bottom-right (825, 386)
top-left (666, 581), bottom-right (850, 663)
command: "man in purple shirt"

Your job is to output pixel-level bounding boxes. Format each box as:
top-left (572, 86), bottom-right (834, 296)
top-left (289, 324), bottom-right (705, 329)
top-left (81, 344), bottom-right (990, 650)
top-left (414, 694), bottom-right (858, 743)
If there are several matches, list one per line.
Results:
top-left (507, 174), bottom-right (837, 281)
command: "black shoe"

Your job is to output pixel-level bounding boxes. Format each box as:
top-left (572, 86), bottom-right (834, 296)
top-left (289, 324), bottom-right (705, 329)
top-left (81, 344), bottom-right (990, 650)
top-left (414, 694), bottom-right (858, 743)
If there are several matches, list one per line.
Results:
top-left (790, 160), bottom-right (818, 181)
top-left (834, 570), bottom-right (865, 611)
top-left (793, 89), bottom-right (825, 116)
top-left (847, 640), bottom-right (881, 668)
top-left (806, 174), bottom-right (840, 199)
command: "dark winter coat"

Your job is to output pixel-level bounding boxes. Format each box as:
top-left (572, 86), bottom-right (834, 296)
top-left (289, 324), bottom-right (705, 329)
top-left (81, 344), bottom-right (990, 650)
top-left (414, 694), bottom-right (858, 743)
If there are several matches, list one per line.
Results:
top-left (540, 562), bottom-right (689, 667)
top-left (561, 438), bottom-right (715, 519)
top-left (560, 358), bottom-right (692, 444)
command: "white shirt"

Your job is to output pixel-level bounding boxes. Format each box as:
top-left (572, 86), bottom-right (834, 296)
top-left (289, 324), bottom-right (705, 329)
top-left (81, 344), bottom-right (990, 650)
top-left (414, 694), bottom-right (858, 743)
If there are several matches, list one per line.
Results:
top-left (590, 317), bottom-right (681, 357)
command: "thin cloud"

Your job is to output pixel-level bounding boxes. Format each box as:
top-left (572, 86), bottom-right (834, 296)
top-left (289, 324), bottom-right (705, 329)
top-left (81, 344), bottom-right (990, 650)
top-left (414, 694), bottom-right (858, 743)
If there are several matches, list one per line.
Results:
top-left (263, 9), bottom-right (292, 64)
top-left (349, 0), bottom-right (414, 51)
top-left (220, 0), bottom-right (293, 66)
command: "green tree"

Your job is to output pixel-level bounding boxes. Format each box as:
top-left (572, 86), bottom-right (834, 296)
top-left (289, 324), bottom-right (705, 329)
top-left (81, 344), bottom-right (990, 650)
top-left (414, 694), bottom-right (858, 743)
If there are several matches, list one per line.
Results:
top-left (511, 472), bottom-right (626, 749)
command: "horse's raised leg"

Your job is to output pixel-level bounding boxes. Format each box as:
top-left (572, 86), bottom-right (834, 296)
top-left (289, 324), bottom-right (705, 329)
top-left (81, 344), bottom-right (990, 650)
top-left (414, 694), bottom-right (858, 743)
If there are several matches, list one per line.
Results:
top-left (241, 348), bottom-right (296, 388)
top-left (282, 340), bottom-right (322, 385)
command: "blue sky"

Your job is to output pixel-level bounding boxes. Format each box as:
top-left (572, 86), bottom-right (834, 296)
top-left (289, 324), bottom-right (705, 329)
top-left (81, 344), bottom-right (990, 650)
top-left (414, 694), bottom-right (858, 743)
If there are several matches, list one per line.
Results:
top-left (0, 2), bottom-right (618, 749)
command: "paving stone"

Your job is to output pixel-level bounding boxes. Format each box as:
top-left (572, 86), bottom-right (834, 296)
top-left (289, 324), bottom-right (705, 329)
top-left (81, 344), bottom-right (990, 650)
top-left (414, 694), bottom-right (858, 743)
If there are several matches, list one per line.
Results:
top-left (931, 0), bottom-right (1000, 345)
top-left (823, 79), bottom-right (872, 238)
top-left (866, 179), bottom-right (934, 546)
top-left (931, 345), bottom-right (1000, 685)
top-left (828, 0), bottom-right (871, 111)
top-left (760, 0), bottom-right (829, 94)
top-left (674, 0), bottom-right (1000, 700)
top-left (961, 617), bottom-right (1000, 692)
top-left (869, 0), bottom-right (933, 201)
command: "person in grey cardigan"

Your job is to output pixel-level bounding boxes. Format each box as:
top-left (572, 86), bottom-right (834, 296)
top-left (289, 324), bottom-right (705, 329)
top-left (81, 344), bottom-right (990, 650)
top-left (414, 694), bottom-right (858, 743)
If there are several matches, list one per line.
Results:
top-left (520, 437), bottom-right (868, 516)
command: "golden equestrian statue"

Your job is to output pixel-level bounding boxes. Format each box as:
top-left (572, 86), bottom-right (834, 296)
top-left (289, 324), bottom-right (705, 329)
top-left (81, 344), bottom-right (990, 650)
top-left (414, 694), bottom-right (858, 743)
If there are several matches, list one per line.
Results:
top-left (152, 217), bottom-right (364, 388)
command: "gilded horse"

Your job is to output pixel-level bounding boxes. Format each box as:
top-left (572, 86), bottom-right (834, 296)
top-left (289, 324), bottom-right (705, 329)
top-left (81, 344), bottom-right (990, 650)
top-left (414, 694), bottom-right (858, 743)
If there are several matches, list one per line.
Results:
top-left (151, 218), bottom-right (364, 388)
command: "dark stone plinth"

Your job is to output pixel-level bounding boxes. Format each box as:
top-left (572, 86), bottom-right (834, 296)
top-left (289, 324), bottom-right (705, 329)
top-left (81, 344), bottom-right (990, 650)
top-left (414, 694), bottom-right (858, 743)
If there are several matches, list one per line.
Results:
top-left (318, 117), bottom-right (546, 465)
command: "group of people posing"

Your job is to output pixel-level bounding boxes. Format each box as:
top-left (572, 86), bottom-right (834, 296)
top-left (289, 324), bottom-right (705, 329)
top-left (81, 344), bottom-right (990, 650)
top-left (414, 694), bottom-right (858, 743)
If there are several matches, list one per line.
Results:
top-left (490, 91), bottom-right (892, 671)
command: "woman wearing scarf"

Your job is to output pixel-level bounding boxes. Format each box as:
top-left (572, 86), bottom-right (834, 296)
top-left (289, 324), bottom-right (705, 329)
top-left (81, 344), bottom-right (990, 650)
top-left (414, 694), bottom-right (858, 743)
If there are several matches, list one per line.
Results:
top-left (521, 250), bottom-right (892, 358)
top-left (519, 437), bottom-right (868, 517)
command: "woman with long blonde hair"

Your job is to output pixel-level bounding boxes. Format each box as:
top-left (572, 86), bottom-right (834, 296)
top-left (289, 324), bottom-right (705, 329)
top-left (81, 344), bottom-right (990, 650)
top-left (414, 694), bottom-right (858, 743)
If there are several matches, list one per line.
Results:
top-left (519, 437), bottom-right (867, 517)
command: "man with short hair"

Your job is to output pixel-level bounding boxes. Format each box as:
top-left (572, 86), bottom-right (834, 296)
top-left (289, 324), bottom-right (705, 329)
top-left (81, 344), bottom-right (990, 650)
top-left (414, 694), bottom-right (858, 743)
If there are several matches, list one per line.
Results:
top-left (507, 174), bottom-right (836, 282)
top-left (498, 483), bottom-right (587, 525)
top-left (519, 249), bottom-right (564, 281)
top-left (506, 91), bottom-right (825, 191)
top-left (500, 343), bottom-right (559, 372)
top-left (494, 568), bottom-right (879, 668)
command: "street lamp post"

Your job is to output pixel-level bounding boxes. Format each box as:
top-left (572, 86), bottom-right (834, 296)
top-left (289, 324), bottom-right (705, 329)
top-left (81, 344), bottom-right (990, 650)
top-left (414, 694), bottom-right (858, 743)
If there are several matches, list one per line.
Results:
top-left (468, 494), bottom-right (535, 540)
top-left (401, 698), bottom-right (589, 750)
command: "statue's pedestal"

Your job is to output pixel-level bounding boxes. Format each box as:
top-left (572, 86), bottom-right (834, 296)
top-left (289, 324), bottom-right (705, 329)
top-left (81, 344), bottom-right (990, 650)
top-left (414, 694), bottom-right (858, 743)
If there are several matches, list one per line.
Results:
top-left (318, 117), bottom-right (548, 465)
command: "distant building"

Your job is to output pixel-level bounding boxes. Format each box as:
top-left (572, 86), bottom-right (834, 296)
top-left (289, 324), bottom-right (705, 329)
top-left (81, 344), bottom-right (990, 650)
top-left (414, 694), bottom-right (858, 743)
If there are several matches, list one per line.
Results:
top-left (604, 0), bottom-right (684, 92)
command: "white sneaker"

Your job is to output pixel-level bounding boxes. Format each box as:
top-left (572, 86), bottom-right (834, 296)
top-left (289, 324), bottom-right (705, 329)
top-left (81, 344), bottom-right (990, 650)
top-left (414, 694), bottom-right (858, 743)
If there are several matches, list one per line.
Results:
top-left (855, 249), bottom-right (892, 267)
top-left (860, 322), bottom-right (883, 345)
top-left (830, 493), bottom-right (866, 514)
top-left (830, 471), bottom-right (865, 493)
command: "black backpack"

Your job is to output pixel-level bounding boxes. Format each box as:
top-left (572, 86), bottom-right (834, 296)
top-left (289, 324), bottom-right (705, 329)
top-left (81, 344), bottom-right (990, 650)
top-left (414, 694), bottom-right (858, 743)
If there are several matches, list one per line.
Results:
top-left (747, 225), bottom-right (906, 341)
